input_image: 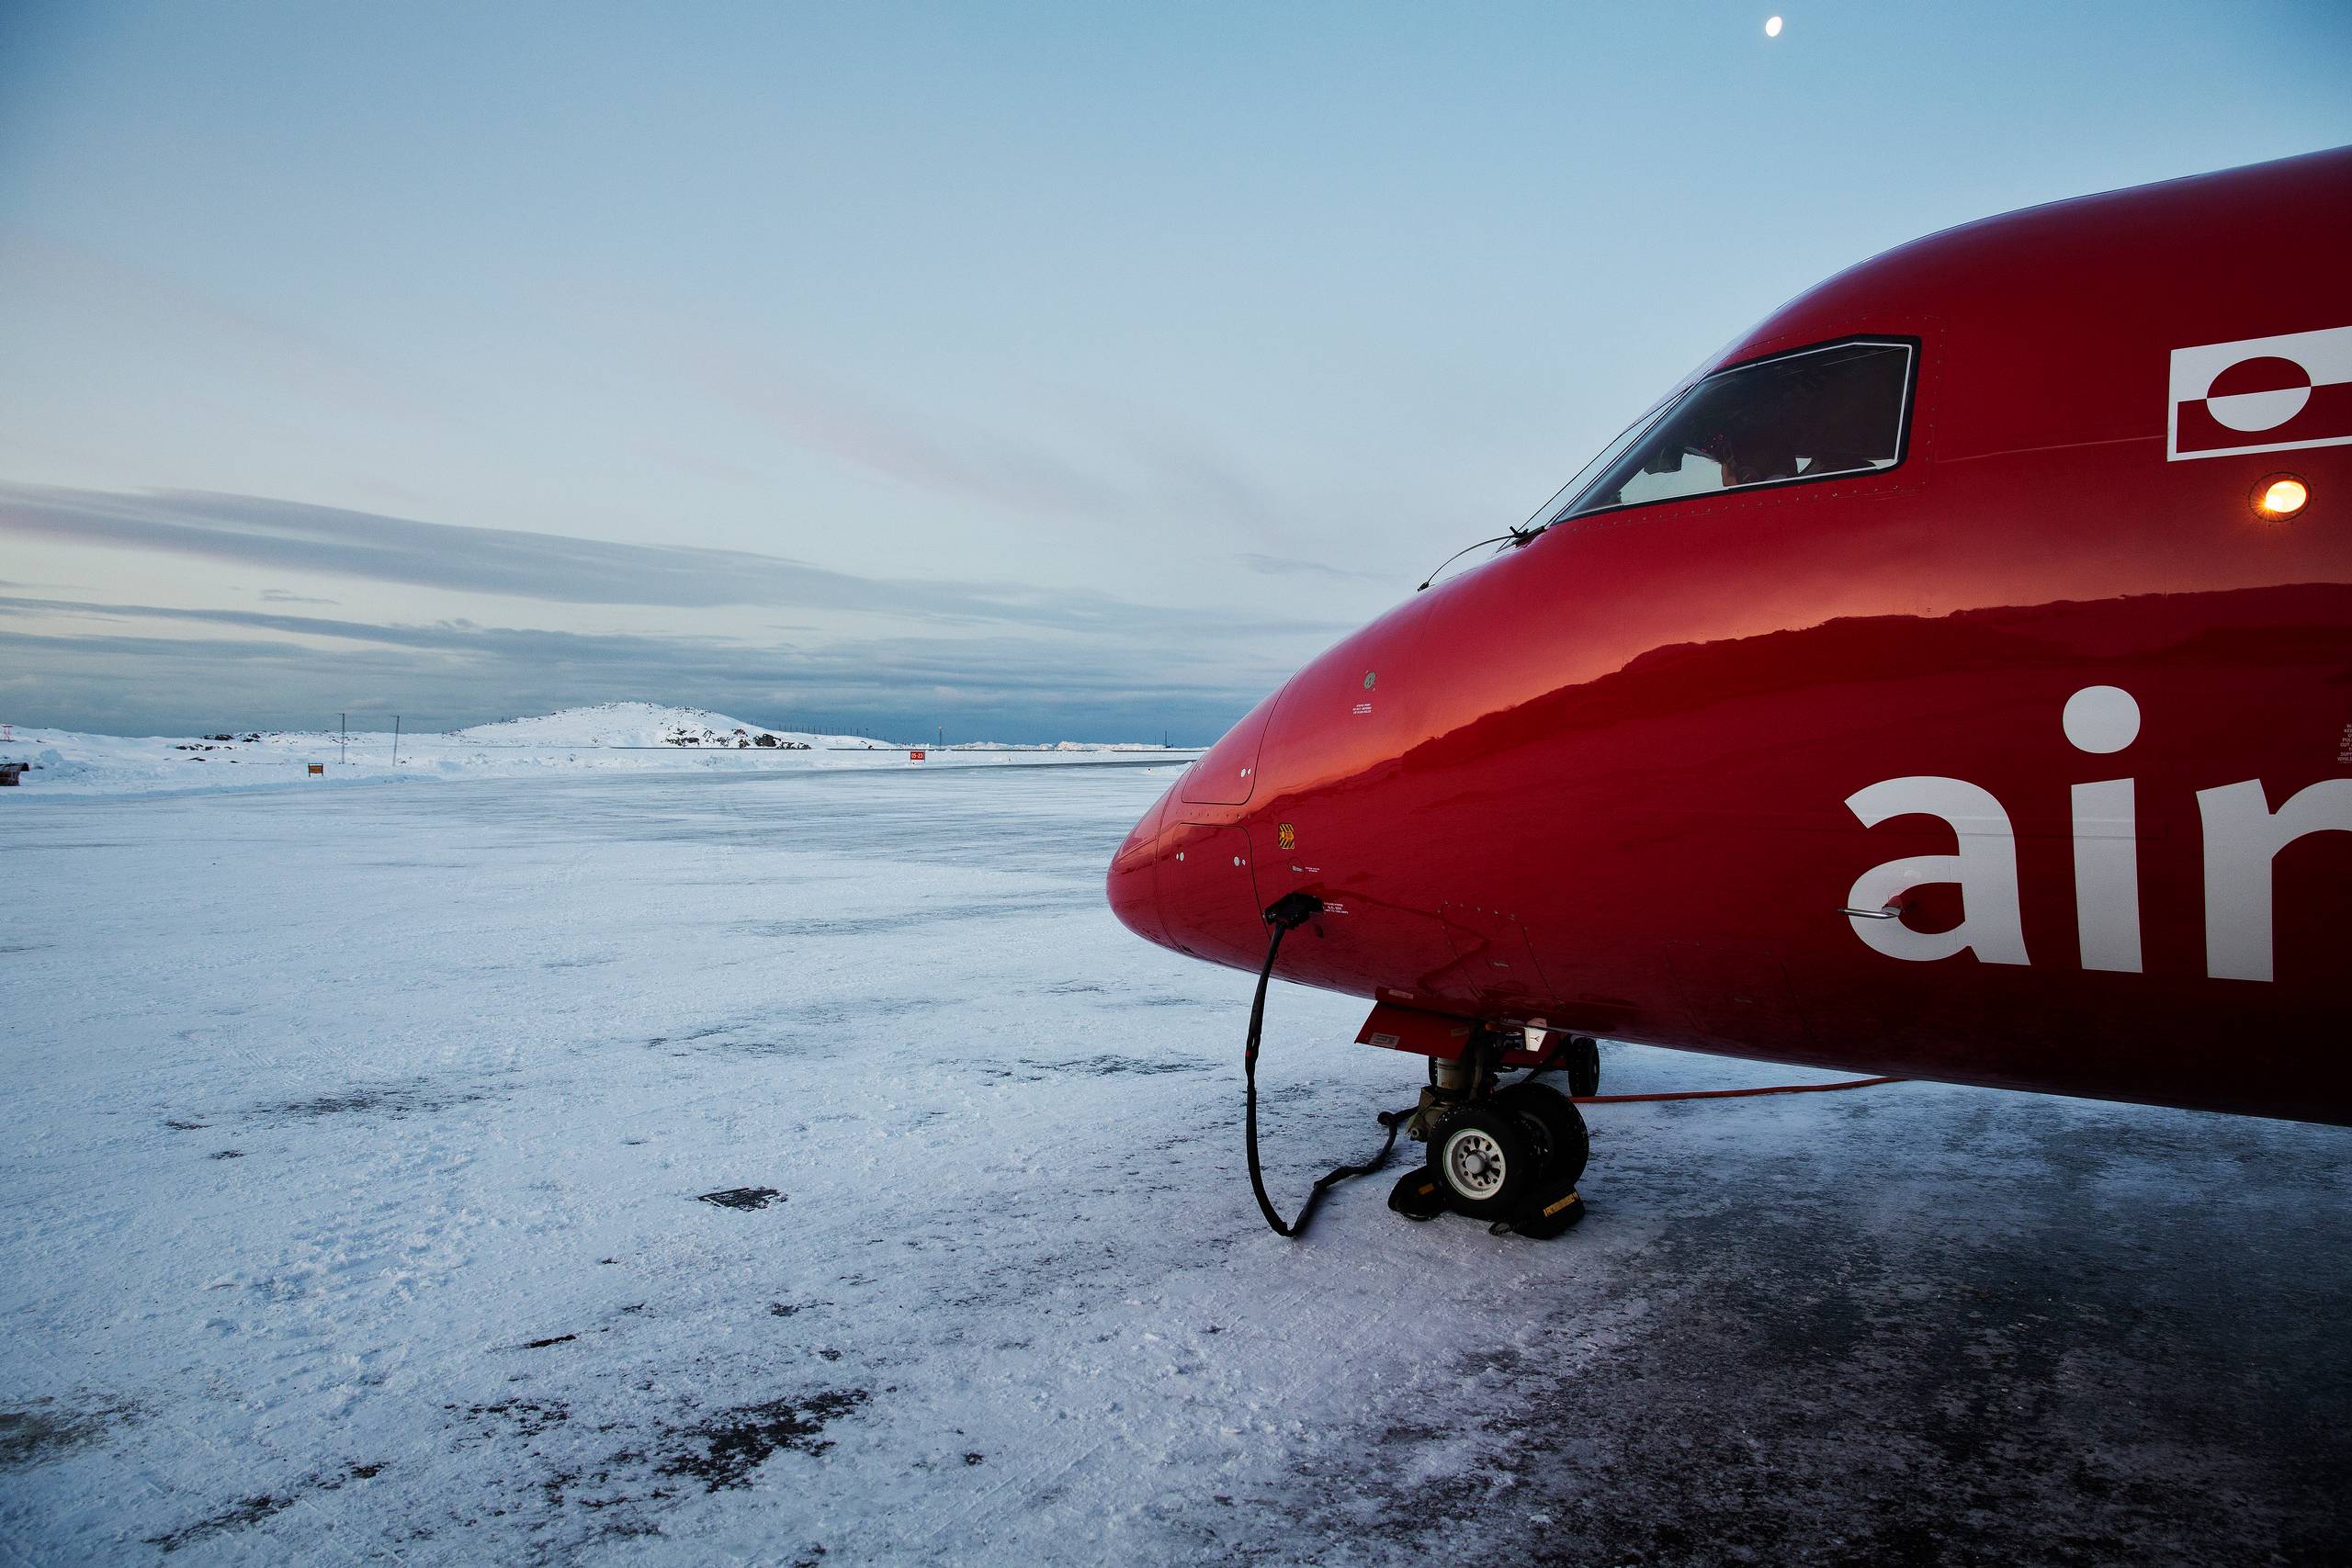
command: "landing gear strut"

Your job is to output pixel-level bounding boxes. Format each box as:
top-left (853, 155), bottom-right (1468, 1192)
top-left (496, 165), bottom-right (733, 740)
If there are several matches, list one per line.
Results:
top-left (1387, 1030), bottom-right (1595, 1238)
top-left (1238, 896), bottom-right (1594, 1242)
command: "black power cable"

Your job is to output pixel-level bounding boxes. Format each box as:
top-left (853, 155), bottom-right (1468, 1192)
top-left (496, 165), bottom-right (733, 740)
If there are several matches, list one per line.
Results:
top-left (1243, 892), bottom-right (1411, 1238)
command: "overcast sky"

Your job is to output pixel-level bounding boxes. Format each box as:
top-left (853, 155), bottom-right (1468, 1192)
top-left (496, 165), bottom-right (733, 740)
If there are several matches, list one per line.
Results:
top-left (4, 1), bottom-right (2347, 739)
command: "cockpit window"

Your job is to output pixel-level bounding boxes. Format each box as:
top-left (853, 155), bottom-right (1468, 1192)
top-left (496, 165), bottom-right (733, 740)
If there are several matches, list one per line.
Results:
top-left (1549, 337), bottom-right (1916, 522)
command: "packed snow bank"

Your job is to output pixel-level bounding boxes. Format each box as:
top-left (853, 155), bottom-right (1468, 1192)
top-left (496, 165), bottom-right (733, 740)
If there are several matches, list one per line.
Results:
top-left (451, 703), bottom-right (836, 750)
top-left (3, 768), bottom-right (2344, 1566)
top-left (939, 740), bottom-right (1175, 754)
top-left (0, 703), bottom-right (1199, 797)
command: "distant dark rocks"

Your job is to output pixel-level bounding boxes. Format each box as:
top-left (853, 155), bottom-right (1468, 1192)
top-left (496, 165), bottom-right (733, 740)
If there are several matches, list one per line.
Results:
top-left (255, 1079), bottom-right (490, 1122)
top-left (1, 1396), bottom-right (141, 1472)
top-left (698, 1187), bottom-right (783, 1212)
top-left (144, 1461), bottom-right (381, 1553)
top-left (446, 1399), bottom-right (570, 1441)
top-left (656, 1390), bottom-right (867, 1493)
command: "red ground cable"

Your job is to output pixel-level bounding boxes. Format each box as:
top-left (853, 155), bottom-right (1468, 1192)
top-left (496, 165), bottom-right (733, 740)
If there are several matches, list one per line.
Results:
top-left (1571, 1076), bottom-right (1899, 1105)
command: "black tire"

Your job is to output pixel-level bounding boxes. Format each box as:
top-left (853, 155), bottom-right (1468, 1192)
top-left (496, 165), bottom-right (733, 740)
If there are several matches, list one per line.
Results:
top-left (1494, 1081), bottom-right (1589, 1191)
top-left (1425, 1106), bottom-right (1534, 1218)
top-left (1567, 1035), bottom-right (1600, 1100)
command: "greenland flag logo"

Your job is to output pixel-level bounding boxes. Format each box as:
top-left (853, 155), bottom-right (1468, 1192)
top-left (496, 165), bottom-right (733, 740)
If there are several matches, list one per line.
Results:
top-left (2167, 325), bottom-right (2352, 460)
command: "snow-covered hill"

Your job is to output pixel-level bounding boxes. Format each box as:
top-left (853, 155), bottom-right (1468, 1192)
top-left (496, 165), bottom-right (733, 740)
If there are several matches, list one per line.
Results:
top-left (0, 704), bottom-right (1196, 797)
top-left (451, 703), bottom-right (856, 750)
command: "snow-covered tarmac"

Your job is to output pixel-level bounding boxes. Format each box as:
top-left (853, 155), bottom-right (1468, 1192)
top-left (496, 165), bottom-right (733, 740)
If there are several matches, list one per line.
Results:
top-left (4, 766), bottom-right (2346, 1564)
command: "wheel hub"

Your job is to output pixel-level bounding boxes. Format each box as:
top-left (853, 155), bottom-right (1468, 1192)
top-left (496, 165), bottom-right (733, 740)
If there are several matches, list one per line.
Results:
top-left (1443, 1128), bottom-right (1508, 1197)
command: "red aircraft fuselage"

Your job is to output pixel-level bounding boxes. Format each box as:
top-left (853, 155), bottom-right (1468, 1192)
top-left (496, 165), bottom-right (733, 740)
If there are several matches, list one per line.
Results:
top-left (1107, 147), bottom-right (2352, 1127)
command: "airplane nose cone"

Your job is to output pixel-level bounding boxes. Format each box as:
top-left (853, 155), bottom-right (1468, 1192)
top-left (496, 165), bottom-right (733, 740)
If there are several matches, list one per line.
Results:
top-left (1105, 784), bottom-right (1170, 947)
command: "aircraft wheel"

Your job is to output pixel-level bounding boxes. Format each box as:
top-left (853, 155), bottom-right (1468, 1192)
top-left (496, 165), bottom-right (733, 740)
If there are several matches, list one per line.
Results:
top-left (1427, 1107), bottom-right (1532, 1218)
top-left (1494, 1081), bottom-right (1589, 1190)
top-left (1566, 1035), bottom-right (1600, 1100)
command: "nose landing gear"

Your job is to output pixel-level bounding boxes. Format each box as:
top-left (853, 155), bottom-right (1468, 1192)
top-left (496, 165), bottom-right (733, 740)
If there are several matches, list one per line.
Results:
top-left (1238, 896), bottom-right (1595, 1242)
top-left (1431, 1108), bottom-right (1529, 1218)
top-left (1388, 1032), bottom-right (1594, 1238)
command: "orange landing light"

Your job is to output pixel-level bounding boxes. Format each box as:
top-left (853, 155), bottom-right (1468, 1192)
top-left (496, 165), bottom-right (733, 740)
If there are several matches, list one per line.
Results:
top-left (2254, 475), bottom-right (2309, 520)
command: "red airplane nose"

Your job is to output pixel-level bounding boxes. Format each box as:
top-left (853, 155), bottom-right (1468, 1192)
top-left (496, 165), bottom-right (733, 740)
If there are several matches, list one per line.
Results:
top-left (1105, 783), bottom-right (1170, 947)
top-left (1112, 693), bottom-right (1289, 967)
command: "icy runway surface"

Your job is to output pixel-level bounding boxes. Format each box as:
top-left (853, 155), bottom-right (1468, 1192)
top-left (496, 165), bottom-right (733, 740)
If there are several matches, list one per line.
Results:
top-left (4, 770), bottom-right (2346, 1565)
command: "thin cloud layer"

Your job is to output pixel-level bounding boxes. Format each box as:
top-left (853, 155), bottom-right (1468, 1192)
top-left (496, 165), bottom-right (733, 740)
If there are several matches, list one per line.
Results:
top-left (0, 606), bottom-right (1276, 740)
top-left (0, 483), bottom-right (1363, 737)
top-left (691, 353), bottom-right (1128, 521)
top-left (0, 482), bottom-right (1344, 638)
top-left (1235, 551), bottom-right (1389, 583)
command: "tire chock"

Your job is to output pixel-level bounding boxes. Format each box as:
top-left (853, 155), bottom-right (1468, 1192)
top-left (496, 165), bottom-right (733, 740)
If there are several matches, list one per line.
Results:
top-left (1493, 1183), bottom-right (1588, 1239)
top-left (1385, 1168), bottom-right (1449, 1222)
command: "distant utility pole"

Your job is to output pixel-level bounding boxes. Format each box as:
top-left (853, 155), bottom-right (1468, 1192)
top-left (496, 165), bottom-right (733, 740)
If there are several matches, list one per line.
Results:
top-left (340, 713), bottom-right (347, 765)
top-left (392, 715), bottom-right (401, 765)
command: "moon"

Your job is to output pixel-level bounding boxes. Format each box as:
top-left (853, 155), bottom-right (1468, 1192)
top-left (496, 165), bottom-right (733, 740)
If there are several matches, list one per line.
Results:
top-left (1766, 15), bottom-right (1783, 36)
